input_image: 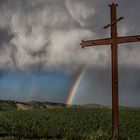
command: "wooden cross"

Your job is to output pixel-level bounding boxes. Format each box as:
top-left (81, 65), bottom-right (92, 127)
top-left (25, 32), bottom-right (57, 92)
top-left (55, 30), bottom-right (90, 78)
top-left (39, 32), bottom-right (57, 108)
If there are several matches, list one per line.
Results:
top-left (80, 2), bottom-right (140, 139)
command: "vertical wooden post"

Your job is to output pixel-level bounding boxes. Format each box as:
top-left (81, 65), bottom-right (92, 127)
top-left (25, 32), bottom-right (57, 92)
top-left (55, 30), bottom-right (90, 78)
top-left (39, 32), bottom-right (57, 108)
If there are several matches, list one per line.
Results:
top-left (110, 3), bottom-right (119, 138)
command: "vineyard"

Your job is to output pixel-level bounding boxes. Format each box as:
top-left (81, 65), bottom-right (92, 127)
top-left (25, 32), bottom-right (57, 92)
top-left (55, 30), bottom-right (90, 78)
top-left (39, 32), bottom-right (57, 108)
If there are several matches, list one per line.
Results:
top-left (0, 108), bottom-right (140, 140)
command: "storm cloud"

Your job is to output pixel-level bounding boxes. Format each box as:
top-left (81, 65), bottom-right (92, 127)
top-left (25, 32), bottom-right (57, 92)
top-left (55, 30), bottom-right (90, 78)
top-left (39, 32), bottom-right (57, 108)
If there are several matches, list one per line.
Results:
top-left (0, 0), bottom-right (137, 72)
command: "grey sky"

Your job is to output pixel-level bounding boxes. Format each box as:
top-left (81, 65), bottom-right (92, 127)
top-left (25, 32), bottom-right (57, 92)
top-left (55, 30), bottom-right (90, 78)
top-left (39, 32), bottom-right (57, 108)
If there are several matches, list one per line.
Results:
top-left (0, 0), bottom-right (140, 106)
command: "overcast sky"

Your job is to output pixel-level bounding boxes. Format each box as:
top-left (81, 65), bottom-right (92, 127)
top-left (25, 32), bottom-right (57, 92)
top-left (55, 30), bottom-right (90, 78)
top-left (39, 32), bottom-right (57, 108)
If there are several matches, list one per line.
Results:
top-left (0, 0), bottom-right (140, 107)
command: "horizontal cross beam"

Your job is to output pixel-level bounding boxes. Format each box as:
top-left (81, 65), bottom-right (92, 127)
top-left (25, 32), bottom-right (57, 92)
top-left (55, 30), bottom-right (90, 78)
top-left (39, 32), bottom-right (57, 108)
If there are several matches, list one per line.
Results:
top-left (80, 38), bottom-right (112, 48)
top-left (118, 35), bottom-right (140, 44)
top-left (81, 35), bottom-right (140, 48)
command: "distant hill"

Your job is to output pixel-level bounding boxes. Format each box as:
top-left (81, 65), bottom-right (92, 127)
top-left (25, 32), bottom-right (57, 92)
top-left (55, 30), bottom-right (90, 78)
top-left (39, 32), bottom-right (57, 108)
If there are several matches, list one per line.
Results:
top-left (79, 103), bottom-right (109, 108)
top-left (0, 100), bottom-right (17, 111)
top-left (0, 99), bottom-right (139, 111)
top-left (0, 100), bottom-right (68, 111)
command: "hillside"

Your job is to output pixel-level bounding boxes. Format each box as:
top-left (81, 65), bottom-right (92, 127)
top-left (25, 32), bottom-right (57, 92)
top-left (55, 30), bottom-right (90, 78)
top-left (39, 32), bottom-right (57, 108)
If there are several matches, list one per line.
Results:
top-left (0, 99), bottom-right (139, 111)
top-left (0, 100), bottom-right (69, 111)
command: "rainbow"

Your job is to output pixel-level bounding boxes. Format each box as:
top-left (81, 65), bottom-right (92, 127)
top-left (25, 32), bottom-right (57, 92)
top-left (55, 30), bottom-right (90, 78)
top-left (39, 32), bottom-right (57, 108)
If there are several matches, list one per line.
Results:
top-left (66, 70), bottom-right (85, 107)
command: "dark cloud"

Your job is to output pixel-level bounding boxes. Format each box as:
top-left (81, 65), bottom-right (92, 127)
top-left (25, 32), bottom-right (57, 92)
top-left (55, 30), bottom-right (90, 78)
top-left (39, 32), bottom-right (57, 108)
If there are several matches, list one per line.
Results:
top-left (0, 28), bottom-right (13, 45)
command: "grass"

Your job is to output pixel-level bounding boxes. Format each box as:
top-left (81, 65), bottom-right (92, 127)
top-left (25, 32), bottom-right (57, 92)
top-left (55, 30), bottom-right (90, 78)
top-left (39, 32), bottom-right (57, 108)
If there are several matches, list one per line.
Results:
top-left (0, 108), bottom-right (139, 140)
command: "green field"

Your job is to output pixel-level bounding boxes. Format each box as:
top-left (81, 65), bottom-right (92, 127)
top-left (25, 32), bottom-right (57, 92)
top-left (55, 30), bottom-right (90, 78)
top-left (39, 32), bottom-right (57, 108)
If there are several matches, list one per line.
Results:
top-left (0, 102), bottom-right (17, 111)
top-left (0, 108), bottom-right (140, 140)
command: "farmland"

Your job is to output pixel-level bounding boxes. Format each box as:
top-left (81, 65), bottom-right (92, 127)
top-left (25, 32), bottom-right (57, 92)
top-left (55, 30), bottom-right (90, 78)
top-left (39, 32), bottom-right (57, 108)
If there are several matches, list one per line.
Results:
top-left (0, 106), bottom-right (140, 140)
